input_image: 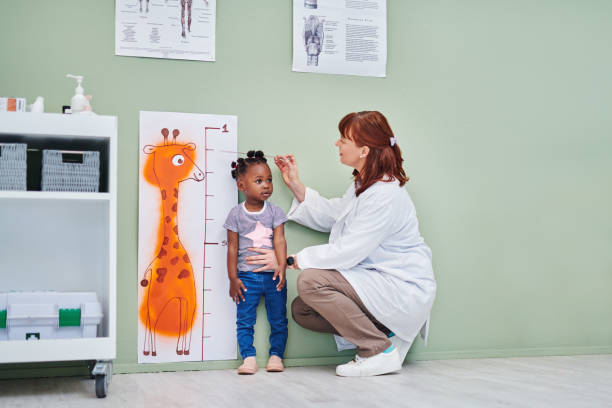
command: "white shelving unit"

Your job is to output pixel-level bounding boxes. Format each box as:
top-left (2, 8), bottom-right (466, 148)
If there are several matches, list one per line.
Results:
top-left (0, 112), bottom-right (117, 397)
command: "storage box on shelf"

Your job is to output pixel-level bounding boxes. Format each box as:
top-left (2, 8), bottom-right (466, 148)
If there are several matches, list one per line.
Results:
top-left (0, 291), bottom-right (103, 341)
top-left (0, 143), bottom-right (27, 191)
top-left (42, 149), bottom-right (100, 192)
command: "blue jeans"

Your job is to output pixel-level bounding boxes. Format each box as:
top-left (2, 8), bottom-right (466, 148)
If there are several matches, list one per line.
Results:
top-left (236, 271), bottom-right (288, 359)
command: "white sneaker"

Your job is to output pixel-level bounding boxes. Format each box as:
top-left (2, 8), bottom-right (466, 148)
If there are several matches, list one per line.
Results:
top-left (389, 334), bottom-right (413, 365)
top-left (335, 347), bottom-right (402, 377)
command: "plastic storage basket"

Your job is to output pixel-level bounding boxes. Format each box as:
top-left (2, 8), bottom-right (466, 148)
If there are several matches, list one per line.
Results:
top-left (41, 150), bottom-right (100, 192)
top-left (0, 143), bottom-right (27, 191)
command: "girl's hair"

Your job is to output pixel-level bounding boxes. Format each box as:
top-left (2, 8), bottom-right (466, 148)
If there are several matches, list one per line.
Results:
top-left (231, 150), bottom-right (267, 179)
top-left (338, 111), bottom-right (408, 196)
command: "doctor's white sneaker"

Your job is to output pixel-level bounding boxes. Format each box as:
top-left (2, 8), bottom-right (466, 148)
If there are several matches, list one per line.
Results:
top-left (335, 346), bottom-right (402, 377)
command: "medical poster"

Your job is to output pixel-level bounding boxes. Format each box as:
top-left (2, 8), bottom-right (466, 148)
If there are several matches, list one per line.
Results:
top-left (115, 0), bottom-right (216, 61)
top-left (138, 111), bottom-right (237, 363)
top-left (292, 0), bottom-right (387, 77)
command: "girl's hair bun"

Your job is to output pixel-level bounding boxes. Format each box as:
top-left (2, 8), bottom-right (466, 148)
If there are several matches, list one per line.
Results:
top-left (230, 149), bottom-right (267, 179)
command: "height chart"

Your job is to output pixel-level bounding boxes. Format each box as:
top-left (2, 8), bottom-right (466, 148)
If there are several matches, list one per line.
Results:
top-left (138, 111), bottom-right (237, 363)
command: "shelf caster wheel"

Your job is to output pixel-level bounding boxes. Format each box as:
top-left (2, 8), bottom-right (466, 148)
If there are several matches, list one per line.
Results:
top-left (95, 374), bottom-right (108, 398)
top-left (92, 360), bottom-right (112, 398)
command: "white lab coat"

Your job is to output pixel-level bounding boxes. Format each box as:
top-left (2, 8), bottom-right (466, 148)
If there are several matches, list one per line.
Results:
top-left (288, 179), bottom-right (436, 347)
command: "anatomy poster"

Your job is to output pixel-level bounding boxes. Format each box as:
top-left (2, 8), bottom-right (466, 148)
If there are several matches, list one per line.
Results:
top-left (292, 0), bottom-right (387, 77)
top-left (138, 111), bottom-right (237, 363)
top-left (115, 0), bottom-right (216, 61)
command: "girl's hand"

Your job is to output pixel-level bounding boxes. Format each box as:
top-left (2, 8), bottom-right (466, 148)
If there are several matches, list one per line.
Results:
top-left (274, 154), bottom-right (305, 202)
top-left (273, 268), bottom-right (286, 291)
top-left (229, 277), bottom-right (247, 304)
top-left (246, 247), bottom-right (279, 272)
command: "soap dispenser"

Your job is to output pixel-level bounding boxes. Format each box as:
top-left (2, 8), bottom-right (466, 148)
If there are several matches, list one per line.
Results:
top-left (66, 74), bottom-right (89, 114)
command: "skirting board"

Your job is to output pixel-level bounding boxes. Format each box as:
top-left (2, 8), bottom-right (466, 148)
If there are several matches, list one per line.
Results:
top-left (1, 345), bottom-right (611, 379)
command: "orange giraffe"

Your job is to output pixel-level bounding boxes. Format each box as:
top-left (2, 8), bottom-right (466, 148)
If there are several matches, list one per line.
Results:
top-left (139, 128), bottom-right (205, 356)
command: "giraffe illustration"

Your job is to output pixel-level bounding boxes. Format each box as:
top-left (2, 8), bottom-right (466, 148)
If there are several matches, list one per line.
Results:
top-left (139, 127), bottom-right (204, 357)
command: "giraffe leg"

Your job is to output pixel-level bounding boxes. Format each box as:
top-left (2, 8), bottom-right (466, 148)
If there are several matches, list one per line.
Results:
top-left (151, 318), bottom-right (159, 357)
top-left (185, 297), bottom-right (196, 355)
top-left (176, 298), bottom-right (184, 355)
top-left (181, 298), bottom-right (193, 355)
top-left (143, 295), bottom-right (151, 355)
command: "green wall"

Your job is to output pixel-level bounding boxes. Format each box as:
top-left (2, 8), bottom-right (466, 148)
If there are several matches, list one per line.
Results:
top-left (1, 0), bottom-right (611, 376)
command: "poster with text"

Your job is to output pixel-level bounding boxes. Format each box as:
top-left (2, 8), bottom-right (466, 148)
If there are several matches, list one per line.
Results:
top-left (138, 111), bottom-right (237, 363)
top-left (292, 0), bottom-right (387, 77)
top-left (116, 0), bottom-right (216, 61)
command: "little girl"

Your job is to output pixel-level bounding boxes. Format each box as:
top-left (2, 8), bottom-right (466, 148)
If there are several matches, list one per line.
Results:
top-left (223, 150), bottom-right (289, 374)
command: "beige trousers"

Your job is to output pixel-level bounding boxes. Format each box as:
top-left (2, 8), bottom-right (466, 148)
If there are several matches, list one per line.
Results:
top-left (291, 268), bottom-right (391, 357)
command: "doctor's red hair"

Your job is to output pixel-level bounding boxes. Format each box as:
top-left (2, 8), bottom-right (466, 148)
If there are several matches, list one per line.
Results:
top-left (338, 111), bottom-right (408, 196)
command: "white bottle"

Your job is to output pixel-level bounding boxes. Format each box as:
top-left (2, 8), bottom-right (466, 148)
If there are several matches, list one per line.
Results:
top-left (30, 96), bottom-right (44, 113)
top-left (66, 74), bottom-right (89, 114)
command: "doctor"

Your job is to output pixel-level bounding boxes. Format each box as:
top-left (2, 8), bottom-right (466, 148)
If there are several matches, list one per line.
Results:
top-left (248, 111), bottom-right (436, 377)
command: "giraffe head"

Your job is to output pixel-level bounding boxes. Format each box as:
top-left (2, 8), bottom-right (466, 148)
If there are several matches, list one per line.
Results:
top-left (143, 128), bottom-right (205, 188)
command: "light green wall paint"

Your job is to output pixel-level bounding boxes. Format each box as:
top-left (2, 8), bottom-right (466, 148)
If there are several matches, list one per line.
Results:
top-left (1, 0), bottom-right (611, 377)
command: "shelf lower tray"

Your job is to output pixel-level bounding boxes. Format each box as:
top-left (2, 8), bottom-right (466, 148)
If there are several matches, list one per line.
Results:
top-left (0, 337), bottom-right (115, 364)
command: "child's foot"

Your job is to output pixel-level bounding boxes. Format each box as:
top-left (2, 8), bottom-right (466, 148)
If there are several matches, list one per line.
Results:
top-left (266, 355), bottom-right (284, 372)
top-left (237, 356), bottom-right (258, 375)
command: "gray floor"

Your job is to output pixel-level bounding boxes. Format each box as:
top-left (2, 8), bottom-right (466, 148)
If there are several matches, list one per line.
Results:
top-left (0, 355), bottom-right (611, 408)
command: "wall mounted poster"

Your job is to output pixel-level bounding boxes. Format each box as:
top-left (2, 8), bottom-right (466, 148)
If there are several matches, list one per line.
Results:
top-left (292, 0), bottom-right (387, 77)
top-left (138, 111), bottom-right (237, 363)
top-left (115, 0), bottom-right (216, 61)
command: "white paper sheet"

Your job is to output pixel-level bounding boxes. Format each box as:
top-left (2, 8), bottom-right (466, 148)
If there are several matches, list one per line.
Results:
top-left (138, 111), bottom-right (237, 363)
top-left (115, 0), bottom-right (216, 61)
top-left (292, 0), bottom-right (387, 77)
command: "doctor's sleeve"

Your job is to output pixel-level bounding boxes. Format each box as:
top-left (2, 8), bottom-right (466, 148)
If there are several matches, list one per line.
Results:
top-left (287, 186), bottom-right (348, 232)
top-left (296, 190), bottom-right (395, 271)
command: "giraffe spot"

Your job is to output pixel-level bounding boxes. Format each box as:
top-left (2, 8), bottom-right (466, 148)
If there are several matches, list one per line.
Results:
top-left (170, 256), bottom-right (179, 265)
top-left (173, 242), bottom-right (179, 249)
top-left (161, 189), bottom-right (167, 200)
top-left (157, 248), bottom-right (167, 259)
top-left (173, 226), bottom-right (179, 234)
top-left (172, 203), bottom-right (177, 212)
top-left (165, 216), bottom-right (171, 223)
top-left (173, 188), bottom-right (178, 198)
top-left (178, 269), bottom-right (190, 279)
top-left (156, 268), bottom-right (167, 283)
top-left (183, 254), bottom-right (190, 264)
top-left (163, 236), bottom-right (169, 245)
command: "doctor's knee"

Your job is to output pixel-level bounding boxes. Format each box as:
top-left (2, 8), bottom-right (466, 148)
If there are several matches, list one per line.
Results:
top-left (296, 269), bottom-right (320, 297)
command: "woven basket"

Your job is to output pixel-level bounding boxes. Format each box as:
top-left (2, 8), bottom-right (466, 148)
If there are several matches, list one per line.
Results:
top-left (0, 143), bottom-right (27, 191)
top-left (41, 150), bottom-right (100, 192)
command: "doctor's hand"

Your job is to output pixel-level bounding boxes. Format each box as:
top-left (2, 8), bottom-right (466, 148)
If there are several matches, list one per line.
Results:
top-left (274, 154), bottom-right (305, 202)
top-left (246, 247), bottom-right (278, 272)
